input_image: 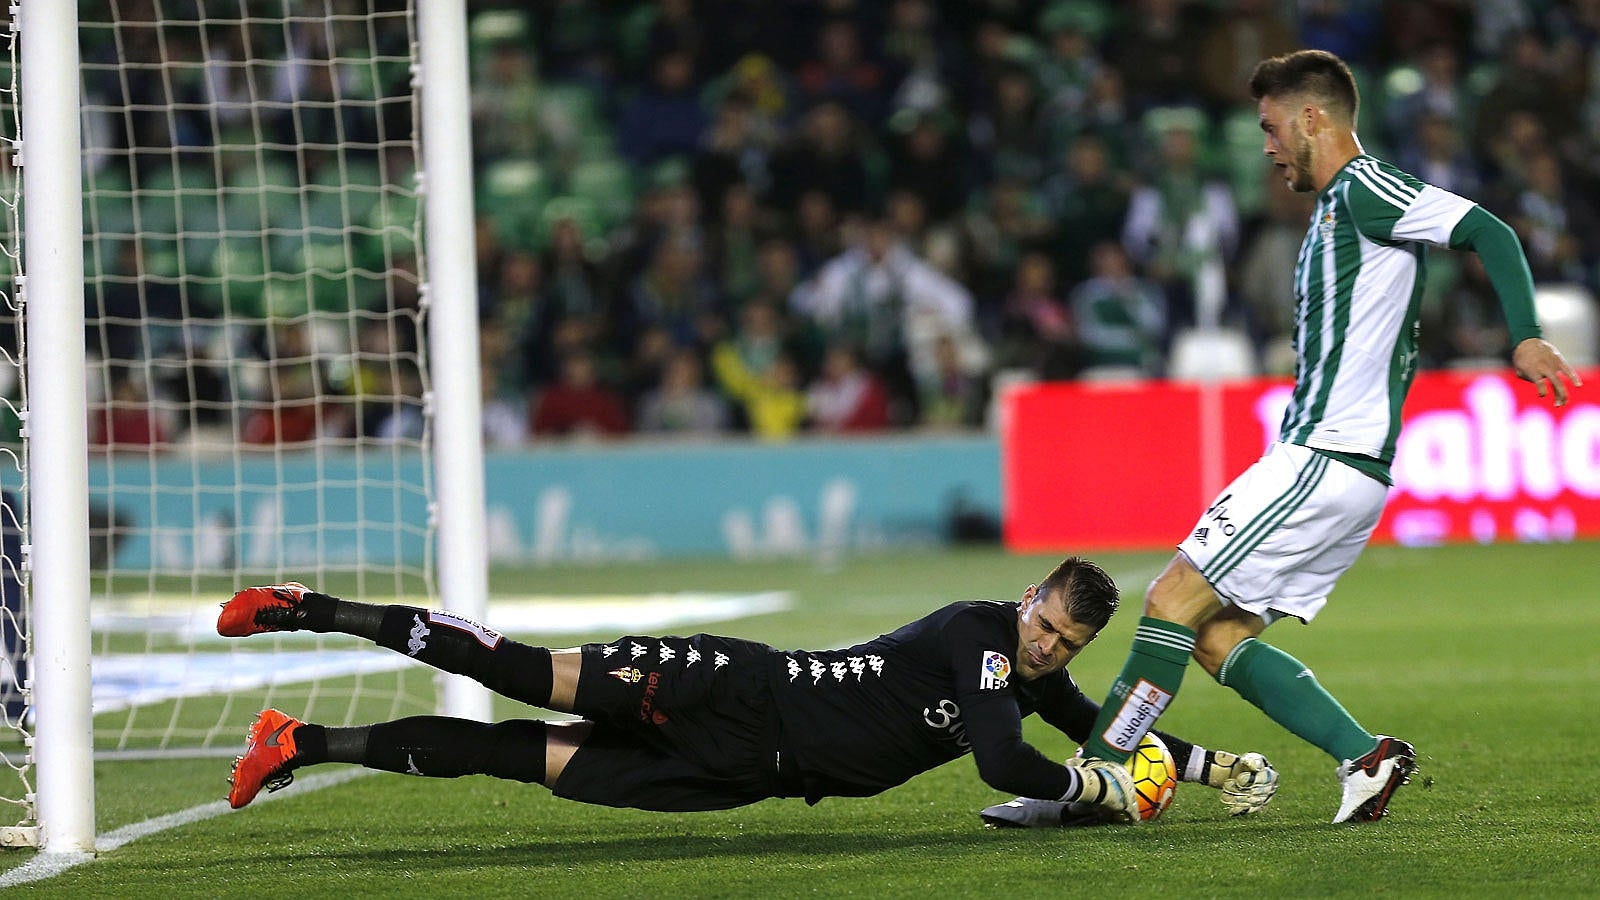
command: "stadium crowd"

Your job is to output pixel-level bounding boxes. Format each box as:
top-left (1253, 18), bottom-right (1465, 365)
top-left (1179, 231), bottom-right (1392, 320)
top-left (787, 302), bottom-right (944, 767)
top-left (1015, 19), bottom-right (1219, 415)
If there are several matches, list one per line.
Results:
top-left (60, 0), bottom-right (1600, 448)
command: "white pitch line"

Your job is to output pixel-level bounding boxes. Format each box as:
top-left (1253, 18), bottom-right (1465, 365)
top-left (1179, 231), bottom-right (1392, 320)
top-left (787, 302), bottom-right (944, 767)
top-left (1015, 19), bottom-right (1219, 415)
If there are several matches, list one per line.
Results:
top-left (0, 767), bottom-right (371, 888)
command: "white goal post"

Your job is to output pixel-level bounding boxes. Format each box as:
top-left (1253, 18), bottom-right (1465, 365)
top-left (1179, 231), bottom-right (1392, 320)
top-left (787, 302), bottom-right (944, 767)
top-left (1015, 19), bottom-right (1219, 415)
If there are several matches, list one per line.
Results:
top-left (2, 0), bottom-right (487, 854)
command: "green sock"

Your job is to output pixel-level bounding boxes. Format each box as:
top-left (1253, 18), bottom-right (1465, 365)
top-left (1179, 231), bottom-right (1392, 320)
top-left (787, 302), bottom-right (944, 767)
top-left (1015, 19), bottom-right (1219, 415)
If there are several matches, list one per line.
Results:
top-left (1083, 617), bottom-right (1196, 763)
top-left (1216, 638), bottom-right (1375, 763)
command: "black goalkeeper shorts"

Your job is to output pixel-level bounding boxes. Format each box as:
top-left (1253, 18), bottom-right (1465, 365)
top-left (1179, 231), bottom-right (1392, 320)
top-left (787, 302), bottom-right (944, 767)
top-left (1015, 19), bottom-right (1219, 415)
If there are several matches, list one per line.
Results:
top-left (551, 633), bottom-right (798, 812)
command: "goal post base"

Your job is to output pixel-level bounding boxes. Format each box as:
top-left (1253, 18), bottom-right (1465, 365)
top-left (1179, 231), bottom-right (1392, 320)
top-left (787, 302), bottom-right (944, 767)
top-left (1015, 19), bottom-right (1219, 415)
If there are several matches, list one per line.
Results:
top-left (0, 825), bottom-right (40, 849)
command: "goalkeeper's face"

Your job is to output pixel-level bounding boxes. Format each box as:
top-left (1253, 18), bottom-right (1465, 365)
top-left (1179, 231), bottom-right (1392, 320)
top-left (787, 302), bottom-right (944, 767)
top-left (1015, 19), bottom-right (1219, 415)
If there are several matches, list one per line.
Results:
top-left (1014, 586), bottom-right (1099, 681)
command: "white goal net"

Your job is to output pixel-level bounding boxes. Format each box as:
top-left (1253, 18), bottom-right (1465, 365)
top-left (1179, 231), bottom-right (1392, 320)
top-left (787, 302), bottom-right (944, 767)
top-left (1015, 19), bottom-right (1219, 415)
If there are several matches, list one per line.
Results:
top-left (3, 0), bottom-right (453, 840)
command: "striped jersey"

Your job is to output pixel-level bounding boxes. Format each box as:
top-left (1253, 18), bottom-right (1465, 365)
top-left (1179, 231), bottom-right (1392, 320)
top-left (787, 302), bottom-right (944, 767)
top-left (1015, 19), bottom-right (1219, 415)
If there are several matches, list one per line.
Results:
top-left (1279, 154), bottom-right (1476, 466)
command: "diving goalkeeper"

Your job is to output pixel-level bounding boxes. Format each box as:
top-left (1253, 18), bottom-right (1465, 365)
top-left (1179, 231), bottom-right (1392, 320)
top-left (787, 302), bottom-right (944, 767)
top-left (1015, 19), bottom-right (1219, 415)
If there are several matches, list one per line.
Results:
top-left (219, 557), bottom-right (1275, 824)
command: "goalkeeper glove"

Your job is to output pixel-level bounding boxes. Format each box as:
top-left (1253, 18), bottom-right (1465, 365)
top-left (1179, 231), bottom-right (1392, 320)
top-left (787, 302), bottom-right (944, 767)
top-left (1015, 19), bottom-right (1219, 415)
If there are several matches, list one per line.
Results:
top-left (1202, 749), bottom-right (1279, 816)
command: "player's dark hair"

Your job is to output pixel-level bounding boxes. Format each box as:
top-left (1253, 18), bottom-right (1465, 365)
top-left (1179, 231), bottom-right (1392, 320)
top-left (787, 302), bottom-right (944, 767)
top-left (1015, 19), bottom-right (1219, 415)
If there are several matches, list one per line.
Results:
top-left (1249, 49), bottom-right (1359, 123)
top-left (1037, 556), bottom-right (1119, 631)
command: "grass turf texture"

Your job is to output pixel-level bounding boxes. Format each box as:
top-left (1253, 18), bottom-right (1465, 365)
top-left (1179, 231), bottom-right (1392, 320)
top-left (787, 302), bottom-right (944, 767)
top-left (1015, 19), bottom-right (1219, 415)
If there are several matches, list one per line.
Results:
top-left (3, 541), bottom-right (1598, 896)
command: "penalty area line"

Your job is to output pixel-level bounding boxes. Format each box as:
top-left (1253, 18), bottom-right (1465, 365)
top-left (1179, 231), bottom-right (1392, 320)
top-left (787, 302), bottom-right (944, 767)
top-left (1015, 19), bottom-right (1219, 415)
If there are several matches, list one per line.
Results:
top-left (0, 767), bottom-right (372, 888)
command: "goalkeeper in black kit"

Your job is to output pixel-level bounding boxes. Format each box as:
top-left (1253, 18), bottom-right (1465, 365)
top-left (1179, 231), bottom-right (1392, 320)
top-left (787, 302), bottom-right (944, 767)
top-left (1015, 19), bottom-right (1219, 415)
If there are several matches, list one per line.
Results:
top-left (220, 557), bottom-right (1277, 826)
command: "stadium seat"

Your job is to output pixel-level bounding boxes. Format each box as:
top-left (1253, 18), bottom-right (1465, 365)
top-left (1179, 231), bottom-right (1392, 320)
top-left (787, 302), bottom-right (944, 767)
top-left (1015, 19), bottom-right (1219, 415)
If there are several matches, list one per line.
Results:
top-left (566, 158), bottom-right (635, 231)
top-left (1167, 327), bottom-right (1258, 381)
top-left (480, 157), bottom-right (552, 239)
top-left (1534, 284), bottom-right (1599, 366)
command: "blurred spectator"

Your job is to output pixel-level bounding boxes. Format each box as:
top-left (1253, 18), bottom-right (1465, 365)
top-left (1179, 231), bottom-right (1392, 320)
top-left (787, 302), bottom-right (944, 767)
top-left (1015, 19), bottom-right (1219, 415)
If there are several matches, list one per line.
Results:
top-left (693, 93), bottom-right (777, 213)
top-left (1070, 242), bottom-right (1168, 375)
top-left (768, 100), bottom-right (873, 216)
top-left (965, 177), bottom-right (1055, 311)
top-left (617, 48), bottom-right (711, 167)
top-left (92, 366), bottom-right (168, 452)
top-left (996, 251), bottom-right (1081, 379)
top-left (1384, 43), bottom-right (1474, 158)
top-left (470, 42), bottom-right (544, 162)
top-left (1123, 107), bottom-right (1239, 332)
top-left (641, 0), bottom-right (705, 67)
top-left (532, 0), bottom-right (614, 82)
top-left (705, 182), bottom-right (773, 307)
top-left (619, 230), bottom-right (723, 354)
top-left (807, 343), bottom-right (891, 433)
top-left (885, 109), bottom-right (968, 223)
top-left (917, 333), bottom-right (986, 429)
top-left (1481, 109), bottom-right (1547, 188)
top-left (351, 319), bottom-right (421, 440)
top-left (711, 301), bottom-right (808, 439)
top-left (636, 347), bottom-right (730, 434)
top-left (483, 250), bottom-right (543, 389)
top-left (795, 17), bottom-right (890, 127)
top-left (1474, 31), bottom-right (1576, 161)
top-left (1108, 0), bottom-right (1206, 113)
top-left (242, 322), bottom-right (347, 446)
top-left (1042, 133), bottom-right (1131, 284)
top-left (1421, 255), bottom-right (1512, 366)
top-left (1297, 0), bottom-right (1385, 67)
top-left (530, 350), bottom-right (630, 439)
top-left (883, 0), bottom-right (959, 116)
top-left (87, 240), bottom-right (184, 363)
top-left (968, 63), bottom-right (1048, 187)
top-left (707, 53), bottom-right (794, 132)
top-left (1034, 1), bottom-right (1109, 143)
top-left (795, 215), bottom-right (985, 424)
top-left (538, 216), bottom-right (609, 369)
top-left (792, 189), bottom-right (847, 275)
top-left (1198, 0), bottom-right (1297, 111)
top-left (479, 323), bottom-right (529, 449)
top-left (1495, 150), bottom-right (1600, 286)
top-left (1396, 113), bottom-right (1483, 199)
top-left (1236, 169), bottom-right (1316, 372)
top-left (1380, 3), bottom-right (1471, 61)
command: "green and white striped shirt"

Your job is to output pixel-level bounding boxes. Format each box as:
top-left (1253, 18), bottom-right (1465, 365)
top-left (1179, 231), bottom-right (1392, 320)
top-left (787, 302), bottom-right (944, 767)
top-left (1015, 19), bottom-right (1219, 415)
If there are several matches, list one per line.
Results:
top-left (1280, 154), bottom-right (1476, 468)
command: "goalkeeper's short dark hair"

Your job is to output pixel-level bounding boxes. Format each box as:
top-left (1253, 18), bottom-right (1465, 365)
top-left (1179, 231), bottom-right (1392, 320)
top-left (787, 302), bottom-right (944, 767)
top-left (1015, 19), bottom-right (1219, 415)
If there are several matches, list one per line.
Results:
top-left (1037, 556), bottom-right (1119, 631)
top-left (1249, 49), bottom-right (1359, 123)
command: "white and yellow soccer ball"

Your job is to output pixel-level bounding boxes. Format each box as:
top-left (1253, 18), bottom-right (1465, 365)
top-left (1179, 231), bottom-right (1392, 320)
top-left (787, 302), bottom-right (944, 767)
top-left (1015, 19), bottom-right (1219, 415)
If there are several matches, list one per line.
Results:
top-left (1129, 732), bottom-right (1178, 822)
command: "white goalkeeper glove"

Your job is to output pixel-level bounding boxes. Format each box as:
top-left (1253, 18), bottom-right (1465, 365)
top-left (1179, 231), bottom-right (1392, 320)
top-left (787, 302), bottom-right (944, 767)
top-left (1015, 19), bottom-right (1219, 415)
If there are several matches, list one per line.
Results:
top-left (1204, 750), bottom-right (1279, 816)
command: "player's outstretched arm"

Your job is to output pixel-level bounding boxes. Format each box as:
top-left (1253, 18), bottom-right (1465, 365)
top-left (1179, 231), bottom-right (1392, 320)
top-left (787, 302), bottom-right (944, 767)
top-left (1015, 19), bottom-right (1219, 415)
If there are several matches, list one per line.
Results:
top-left (1513, 337), bottom-right (1583, 407)
top-left (1448, 205), bottom-right (1584, 407)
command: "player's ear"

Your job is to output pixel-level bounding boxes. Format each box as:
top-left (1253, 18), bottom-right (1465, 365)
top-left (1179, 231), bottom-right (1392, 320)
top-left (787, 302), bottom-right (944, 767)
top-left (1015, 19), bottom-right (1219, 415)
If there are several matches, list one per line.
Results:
top-left (1020, 583), bottom-right (1038, 605)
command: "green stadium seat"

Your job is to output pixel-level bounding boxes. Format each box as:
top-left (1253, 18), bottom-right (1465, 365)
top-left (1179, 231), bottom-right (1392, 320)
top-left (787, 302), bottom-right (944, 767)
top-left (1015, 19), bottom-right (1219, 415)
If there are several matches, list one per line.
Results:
top-left (565, 158), bottom-right (635, 231)
top-left (479, 156), bottom-right (551, 241)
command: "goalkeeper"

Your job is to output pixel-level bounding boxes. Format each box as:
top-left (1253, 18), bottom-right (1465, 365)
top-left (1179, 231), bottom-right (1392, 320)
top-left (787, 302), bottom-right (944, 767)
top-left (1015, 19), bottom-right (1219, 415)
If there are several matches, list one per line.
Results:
top-left (219, 557), bottom-right (1275, 825)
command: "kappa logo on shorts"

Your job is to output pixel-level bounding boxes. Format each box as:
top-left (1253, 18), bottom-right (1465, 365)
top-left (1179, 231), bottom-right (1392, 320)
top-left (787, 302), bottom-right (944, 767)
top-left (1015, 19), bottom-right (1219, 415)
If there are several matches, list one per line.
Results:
top-left (713, 651), bottom-right (729, 669)
top-left (686, 647), bottom-right (702, 666)
top-left (609, 666), bottom-right (643, 683)
top-left (406, 615), bottom-right (430, 656)
top-left (979, 651), bottom-right (1011, 690)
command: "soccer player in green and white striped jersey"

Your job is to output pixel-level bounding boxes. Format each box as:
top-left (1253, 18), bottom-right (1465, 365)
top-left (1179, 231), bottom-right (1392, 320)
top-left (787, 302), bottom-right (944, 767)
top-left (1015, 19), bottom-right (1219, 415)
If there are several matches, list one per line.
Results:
top-left (1075, 49), bottom-right (1583, 824)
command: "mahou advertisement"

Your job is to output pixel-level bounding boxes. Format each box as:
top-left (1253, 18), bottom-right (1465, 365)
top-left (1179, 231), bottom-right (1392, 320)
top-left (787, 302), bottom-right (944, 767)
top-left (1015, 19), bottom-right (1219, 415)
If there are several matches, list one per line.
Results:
top-left (1002, 369), bottom-right (1600, 551)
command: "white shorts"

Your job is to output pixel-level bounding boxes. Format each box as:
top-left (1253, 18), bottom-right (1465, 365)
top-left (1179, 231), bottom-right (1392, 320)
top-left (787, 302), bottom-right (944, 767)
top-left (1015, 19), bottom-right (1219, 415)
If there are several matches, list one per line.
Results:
top-left (1177, 442), bottom-right (1387, 624)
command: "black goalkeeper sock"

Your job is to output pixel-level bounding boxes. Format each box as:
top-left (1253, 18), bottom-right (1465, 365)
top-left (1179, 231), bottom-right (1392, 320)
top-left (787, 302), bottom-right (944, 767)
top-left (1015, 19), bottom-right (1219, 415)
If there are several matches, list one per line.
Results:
top-left (287, 723), bottom-right (370, 769)
top-left (285, 591), bottom-right (384, 636)
top-left (371, 606), bottom-right (554, 707)
top-left (360, 716), bottom-right (548, 783)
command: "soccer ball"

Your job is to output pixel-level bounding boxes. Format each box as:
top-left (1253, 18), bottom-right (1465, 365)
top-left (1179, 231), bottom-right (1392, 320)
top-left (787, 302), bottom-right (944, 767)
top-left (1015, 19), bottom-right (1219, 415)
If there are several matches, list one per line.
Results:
top-left (1129, 733), bottom-right (1177, 822)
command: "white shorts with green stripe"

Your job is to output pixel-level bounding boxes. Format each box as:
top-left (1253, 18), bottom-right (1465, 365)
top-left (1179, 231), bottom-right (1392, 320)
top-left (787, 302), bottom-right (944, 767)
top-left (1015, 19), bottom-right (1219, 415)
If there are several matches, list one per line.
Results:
top-left (1177, 442), bottom-right (1387, 624)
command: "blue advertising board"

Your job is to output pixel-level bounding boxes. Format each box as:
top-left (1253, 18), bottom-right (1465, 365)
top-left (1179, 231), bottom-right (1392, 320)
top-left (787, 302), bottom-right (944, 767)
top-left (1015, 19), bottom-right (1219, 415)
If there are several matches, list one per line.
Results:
top-left (90, 436), bottom-right (1001, 569)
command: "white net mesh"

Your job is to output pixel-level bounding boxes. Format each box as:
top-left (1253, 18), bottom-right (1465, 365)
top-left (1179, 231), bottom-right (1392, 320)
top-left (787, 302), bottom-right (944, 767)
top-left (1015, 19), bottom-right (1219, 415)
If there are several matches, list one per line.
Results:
top-left (68, 0), bottom-right (437, 758)
top-left (0, 3), bottom-right (33, 833)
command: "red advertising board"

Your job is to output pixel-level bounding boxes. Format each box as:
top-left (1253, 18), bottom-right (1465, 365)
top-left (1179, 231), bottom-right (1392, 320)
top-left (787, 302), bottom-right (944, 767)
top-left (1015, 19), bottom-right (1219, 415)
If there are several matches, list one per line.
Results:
top-left (1002, 369), bottom-right (1600, 552)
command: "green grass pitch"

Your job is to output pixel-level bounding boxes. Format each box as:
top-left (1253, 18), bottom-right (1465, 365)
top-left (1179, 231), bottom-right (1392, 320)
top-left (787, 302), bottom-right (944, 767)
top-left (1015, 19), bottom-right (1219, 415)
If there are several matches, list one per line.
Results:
top-left (3, 541), bottom-right (1598, 896)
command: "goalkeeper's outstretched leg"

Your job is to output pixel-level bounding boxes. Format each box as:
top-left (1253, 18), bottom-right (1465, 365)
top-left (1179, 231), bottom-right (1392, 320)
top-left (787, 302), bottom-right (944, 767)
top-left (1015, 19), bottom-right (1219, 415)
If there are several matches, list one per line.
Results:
top-left (227, 707), bottom-right (585, 809)
top-left (218, 583), bottom-right (581, 710)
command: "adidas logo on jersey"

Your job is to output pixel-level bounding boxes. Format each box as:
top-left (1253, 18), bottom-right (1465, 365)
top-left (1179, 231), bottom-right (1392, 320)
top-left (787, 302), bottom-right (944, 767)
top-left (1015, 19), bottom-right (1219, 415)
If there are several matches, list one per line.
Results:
top-left (1192, 526), bottom-right (1209, 546)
